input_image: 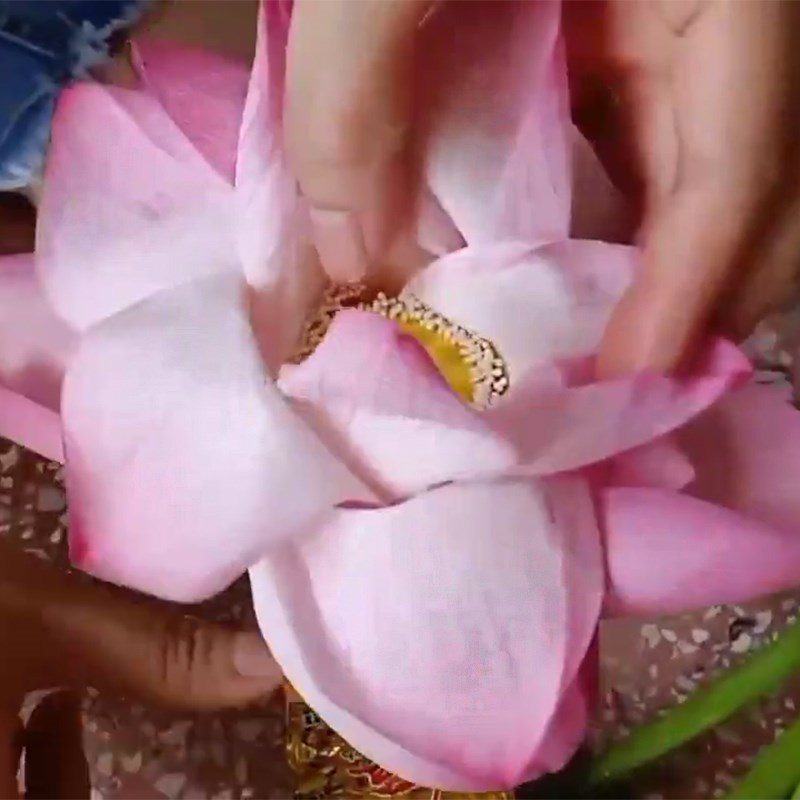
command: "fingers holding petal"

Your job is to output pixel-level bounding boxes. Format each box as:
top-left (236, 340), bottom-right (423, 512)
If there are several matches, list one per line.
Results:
top-left (284, 0), bottom-right (428, 284)
top-left (599, 0), bottom-right (797, 375)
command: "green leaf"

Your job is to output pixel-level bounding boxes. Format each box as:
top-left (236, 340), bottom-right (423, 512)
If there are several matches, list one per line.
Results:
top-left (590, 618), bottom-right (800, 785)
top-left (726, 714), bottom-right (800, 799)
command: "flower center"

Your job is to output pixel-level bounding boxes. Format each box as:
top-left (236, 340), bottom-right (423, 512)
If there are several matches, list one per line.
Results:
top-left (294, 285), bottom-right (509, 409)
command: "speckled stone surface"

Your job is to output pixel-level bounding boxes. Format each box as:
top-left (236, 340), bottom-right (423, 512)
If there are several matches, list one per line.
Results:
top-left (599, 597), bottom-right (800, 799)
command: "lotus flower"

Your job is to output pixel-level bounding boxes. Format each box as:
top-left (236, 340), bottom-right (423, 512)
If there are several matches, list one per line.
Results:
top-left (4, 0), bottom-right (800, 791)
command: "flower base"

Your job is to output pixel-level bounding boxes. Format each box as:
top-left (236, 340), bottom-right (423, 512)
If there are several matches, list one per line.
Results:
top-left (285, 688), bottom-right (514, 799)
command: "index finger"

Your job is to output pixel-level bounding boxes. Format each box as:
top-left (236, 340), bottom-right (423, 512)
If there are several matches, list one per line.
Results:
top-left (284, 0), bottom-right (429, 285)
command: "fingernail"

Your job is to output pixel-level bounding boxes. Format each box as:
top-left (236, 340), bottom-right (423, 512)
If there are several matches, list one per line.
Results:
top-left (309, 207), bottom-right (369, 283)
top-left (232, 633), bottom-right (282, 681)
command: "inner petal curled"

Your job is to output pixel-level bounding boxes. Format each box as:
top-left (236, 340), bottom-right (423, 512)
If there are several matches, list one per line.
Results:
top-left (293, 284), bottom-right (510, 409)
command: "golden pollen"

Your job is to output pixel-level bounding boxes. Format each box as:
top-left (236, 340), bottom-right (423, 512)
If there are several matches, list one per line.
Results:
top-left (294, 284), bottom-right (510, 409)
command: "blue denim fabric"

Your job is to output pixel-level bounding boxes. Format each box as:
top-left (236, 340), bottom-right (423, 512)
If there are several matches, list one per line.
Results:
top-left (0, 0), bottom-right (150, 190)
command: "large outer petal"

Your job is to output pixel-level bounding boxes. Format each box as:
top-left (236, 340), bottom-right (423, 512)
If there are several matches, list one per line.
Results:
top-left (0, 387), bottom-right (63, 464)
top-left (605, 437), bottom-right (695, 491)
top-left (250, 477), bottom-right (602, 790)
top-left (405, 241), bottom-right (635, 383)
top-left (0, 255), bottom-right (75, 461)
top-left (489, 339), bottom-right (750, 475)
top-left (63, 274), bottom-right (367, 602)
top-left (278, 310), bottom-right (515, 498)
top-left (603, 488), bottom-right (800, 617)
top-left (236, 0), bottom-right (322, 369)
top-left (37, 82), bottom-right (236, 331)
top-left (131, 37), bottom-right (250, 184)
top-left (679, 383), bottom-right (800, 532)
top-left (416, 0), bottom-right (570, 244)
top-left (0, 255), bottom-right (75, 412)
top-left (525, 653), bottom-right (598, 777)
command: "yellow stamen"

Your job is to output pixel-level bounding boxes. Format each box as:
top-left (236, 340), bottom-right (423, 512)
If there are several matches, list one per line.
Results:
top-left (294, 285), bottom-right (510, 409)
top-left (400, 315), bottom-right (474, 402)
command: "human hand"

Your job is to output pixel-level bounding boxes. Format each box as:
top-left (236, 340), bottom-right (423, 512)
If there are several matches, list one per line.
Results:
top-left (283, 0), bottom-right (431, 290)
top-left (0, 540), bottom-right (281, 798)
top-left (580, 1), bottom-right (800, 375)
top-left (284, 0), bottom-right (800, 373)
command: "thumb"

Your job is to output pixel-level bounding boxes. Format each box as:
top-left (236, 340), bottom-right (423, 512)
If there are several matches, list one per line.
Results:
top-left (49, 589), bottom-right (283, 712)
top-left (5, 543), bottom-right (282, 711)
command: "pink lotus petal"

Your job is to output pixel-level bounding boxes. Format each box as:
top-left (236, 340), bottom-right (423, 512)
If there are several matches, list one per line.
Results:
top-left (606, 437), bottom-right (695, 491)
top-left (250, 476), bottom-right (602, 790)
top-left (131, 37), bottom-right (250, 183)
top-left (417, 0), bottom-right (570, 244)
top-left (0, 255), bottom-right (75, 412)
top-left (526, 666), bottom-right (592, 776)
top-left (603, 487), bottom-right (800, 617)
top-left (0, 386), bottom-right (63, 463)
top-left (236, 0), bottom-right (321, 369)
top-left (278, 310), bottom-right (515, 498)
top-left (680, 383), bottom-right (800, 532)
top-left (38, 83), bottom-right (236, 330)
top-left (63, 274), bottom-right (367, 602)
top-left (0, 255), bottom-right (76, 460)
top-left (489, 338), bottom-right (750, 476)
top-left (405, 241), bottom-right (635, 382)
